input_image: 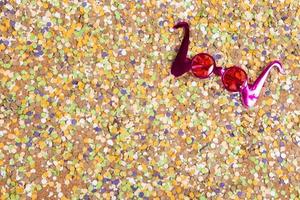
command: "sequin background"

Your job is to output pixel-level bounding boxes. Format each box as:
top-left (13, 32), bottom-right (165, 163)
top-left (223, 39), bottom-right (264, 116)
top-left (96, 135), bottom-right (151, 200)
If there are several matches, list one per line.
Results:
top-left (0, 0), bottom-right (300, 199)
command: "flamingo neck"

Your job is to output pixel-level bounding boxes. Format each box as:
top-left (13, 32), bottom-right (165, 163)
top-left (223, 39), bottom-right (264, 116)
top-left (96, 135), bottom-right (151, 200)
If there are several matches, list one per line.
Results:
top-left (240, 61), bottom-right (284, 107)
top-left (171, 22), bottom-right (191, 77)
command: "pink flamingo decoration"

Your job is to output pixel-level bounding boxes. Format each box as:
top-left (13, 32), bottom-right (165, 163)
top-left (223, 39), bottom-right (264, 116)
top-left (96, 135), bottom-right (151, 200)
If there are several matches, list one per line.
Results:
top-left (171, 22), bottom-right (285, 108)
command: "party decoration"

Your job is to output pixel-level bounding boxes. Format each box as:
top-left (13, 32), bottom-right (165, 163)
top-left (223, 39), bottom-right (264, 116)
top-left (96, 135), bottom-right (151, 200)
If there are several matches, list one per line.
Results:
top-left (171, 22), bottom-right (285, 108)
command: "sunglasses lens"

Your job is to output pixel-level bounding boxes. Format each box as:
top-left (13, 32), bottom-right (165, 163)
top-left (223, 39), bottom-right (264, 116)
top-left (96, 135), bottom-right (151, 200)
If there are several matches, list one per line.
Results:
top-left (191, 53), bottom-right (215, 78)
top-left (222, 66), bottom-right (248, 92)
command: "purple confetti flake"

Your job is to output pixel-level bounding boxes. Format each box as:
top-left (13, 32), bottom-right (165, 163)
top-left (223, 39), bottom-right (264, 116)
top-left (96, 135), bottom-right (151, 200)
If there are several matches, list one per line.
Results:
top-left (131, 185), bottom-right (138, 191)
top-left (49, 127), bottom-right (54, 133)
top-left (102, 178), bottom-right (110, 183)
top-left (280, 141), bottom-right (285, 147)
top-left (215, 188), bottom-right (221, 193)
top-left (34, 131), bottom-right (40, 137)
top-left (0, 1), bottom-right (7, 6)
top-left (83, 194), bottom-right (89, 200)
top-left (98, 94), bottom-right (103, 100)
top-left (36, 45), bottom-right (42, 50)
top-left (264, 36), bottom-right (269, 42)
top-left (258, 127), bottom-right (264, 133)
top-left (112, 179), bottom-right (120, 185)
top-left (72, 80), bottom-right (78, 85)
top-left (130, 59), bottom-right (136, 65)
top-left (138, 192), bottom-right (144, 198)
top-left (284, 25), bottom-right (290, 31)
top-left (277, 157), bottom-right (283, 163)
top-left (132, 170), bottom-right (137, 177)
top-left (178, 129), bottom-right (184, 136)
top-left (34, 51), bottom-right (44, 57)
top-left (16, 142), bottom-right (22, 147)
top-left (3, 40), bottom-right (9, 46)
top-left (94, 127), bottom-right (101, 132)
top-left (149, 116), bottom-right (155, 121)
top-left (243, 47), bottom-right (249, 52)
top-left (34, 113), bottom-right (41, 119)
top-left (232, 35), bottom-right (238, 41)
top-left (237, 191), bottom-right (243, 197)
top-left (215, 54), bottom-right (222, 59)
top-left (102, 52), bottom-right (108, 58)
top-left (265, 90), bottom-right (271, 96)
top-left (251, 23), bottom-right (257, 28)
top-left (120, 89), bottom-right (127, 95)
top-left (10, 20), bottom-right (15, 27)
top-left (71, 119), bottom-right (77, 125)
top-left (100, 187), bottom-right (106, 193)
top-left (26, 141), bottom-right (32, 147)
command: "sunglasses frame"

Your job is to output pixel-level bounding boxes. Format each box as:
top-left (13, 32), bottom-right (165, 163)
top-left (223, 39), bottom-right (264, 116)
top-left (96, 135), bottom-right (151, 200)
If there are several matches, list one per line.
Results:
top-left (171, 22), bottom-right (285, 108)
top-left (190, 53), bottom-right (249, 93)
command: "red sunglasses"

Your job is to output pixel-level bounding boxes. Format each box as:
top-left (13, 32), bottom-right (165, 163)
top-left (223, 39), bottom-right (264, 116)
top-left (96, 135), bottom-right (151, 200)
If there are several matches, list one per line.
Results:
top-left (171, 22), bottom-right (285, 108)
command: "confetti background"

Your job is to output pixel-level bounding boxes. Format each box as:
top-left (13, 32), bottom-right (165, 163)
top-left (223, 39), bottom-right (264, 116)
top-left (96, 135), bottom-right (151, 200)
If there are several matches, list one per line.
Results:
top-left (0, 0), bottom-right (300, 199)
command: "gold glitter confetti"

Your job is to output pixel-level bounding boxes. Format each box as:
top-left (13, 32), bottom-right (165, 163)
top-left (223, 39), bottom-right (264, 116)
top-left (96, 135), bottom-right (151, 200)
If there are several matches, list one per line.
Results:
top-left (0, 0), bottom-right (299, 199)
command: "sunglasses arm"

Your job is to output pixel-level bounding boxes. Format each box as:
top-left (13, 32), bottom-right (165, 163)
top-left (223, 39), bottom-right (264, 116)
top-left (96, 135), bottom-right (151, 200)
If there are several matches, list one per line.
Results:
top-left (240, 61), bottom-right (285, 107)
top-left (171, 22), bottom-right (192, 77)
